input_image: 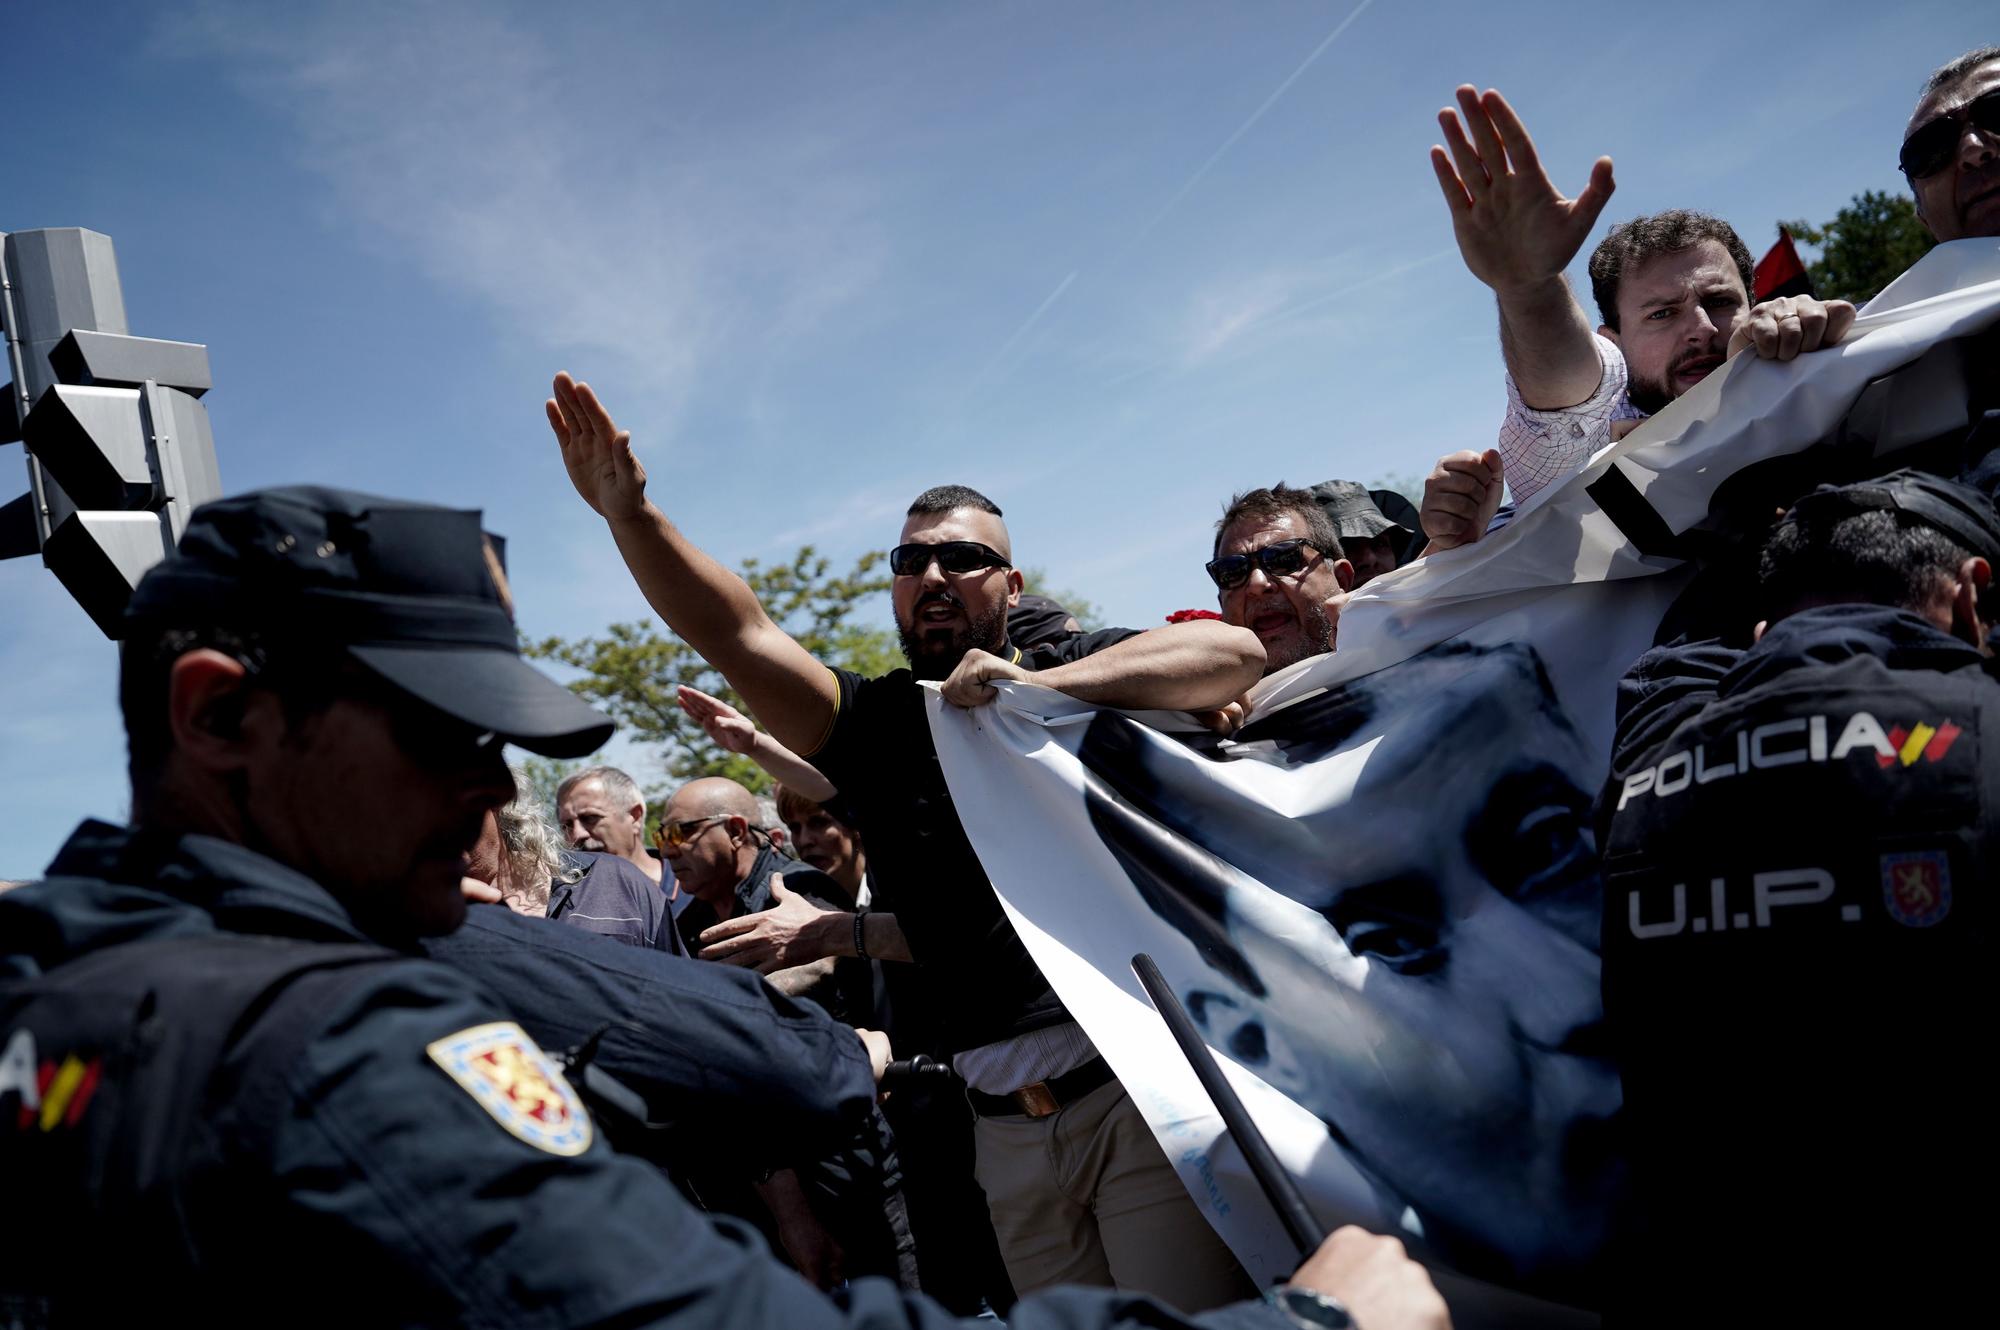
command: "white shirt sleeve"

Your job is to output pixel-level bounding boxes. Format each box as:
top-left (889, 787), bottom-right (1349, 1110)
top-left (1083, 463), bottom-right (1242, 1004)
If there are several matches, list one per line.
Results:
top-left (1497, 334), bottom-right (1643, 506)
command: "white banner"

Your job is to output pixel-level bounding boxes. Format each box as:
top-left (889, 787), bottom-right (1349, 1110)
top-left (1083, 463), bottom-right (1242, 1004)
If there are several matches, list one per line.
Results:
top-left (927, 239), bottom-right (2000, 1320)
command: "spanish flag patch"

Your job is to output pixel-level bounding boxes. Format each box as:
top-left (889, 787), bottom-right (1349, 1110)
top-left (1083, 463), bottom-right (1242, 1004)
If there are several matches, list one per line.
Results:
top-left (426, 1021), bottom-right (593, 1156)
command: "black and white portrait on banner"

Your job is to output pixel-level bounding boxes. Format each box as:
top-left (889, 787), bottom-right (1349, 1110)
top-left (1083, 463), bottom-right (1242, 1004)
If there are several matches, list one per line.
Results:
top-left (1078, 639), bottom-right (1619, 1301)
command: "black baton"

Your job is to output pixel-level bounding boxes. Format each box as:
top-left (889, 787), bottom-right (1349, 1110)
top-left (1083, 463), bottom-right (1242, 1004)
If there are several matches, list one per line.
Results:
top-left (1131, 951), bottom-right (1327, 1262)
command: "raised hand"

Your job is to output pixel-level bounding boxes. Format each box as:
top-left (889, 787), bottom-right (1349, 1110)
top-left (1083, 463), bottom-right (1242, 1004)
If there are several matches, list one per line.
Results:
top-left (677, 685), bottom-right (758, 755)
top-left (1431, 86), bottom-right (1615, 296)
top-left (1421, 448), bottom-right (1505, 553)
top-left (545, 371), bottom-right (648, 521)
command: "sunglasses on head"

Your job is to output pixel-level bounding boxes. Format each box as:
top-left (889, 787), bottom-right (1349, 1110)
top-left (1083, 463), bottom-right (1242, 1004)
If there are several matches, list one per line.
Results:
top-left (1900, 87), bottom-right (2000, 179)
top-left (888, 540), bottom-right (1011, 577)
top-left (655, 814), bottom-right (728, 849)
top-left (1205, 539), bottom-right (1319, 591)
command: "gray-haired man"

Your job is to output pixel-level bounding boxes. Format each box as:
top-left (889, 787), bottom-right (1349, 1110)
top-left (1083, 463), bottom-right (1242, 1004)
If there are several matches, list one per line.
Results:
top-left (557, 764), bottom-right (672, 892)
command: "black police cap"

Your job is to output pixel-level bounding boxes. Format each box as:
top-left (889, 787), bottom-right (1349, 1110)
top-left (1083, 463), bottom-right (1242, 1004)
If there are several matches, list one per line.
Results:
top-left (125, 486), bottom-right (614, 758)
top-left (1780, 469), bottom-right (2000, 568)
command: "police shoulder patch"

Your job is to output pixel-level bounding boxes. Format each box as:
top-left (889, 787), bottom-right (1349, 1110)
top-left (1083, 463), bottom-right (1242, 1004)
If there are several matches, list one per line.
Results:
top-left (1880, 850), bottom-right (1952, 928)
top-left (426, 1021), bottom-right (593, 1156)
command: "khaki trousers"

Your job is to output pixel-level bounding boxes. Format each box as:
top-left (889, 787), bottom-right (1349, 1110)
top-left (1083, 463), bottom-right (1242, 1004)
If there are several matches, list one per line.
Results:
top-left (971, 1077), bottom-right (1255, 1312)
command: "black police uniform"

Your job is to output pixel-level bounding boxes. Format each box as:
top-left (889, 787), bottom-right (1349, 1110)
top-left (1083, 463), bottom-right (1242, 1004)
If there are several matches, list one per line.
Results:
top-left (422, 895), bottom-right (878, 1165)
top-left (1599, 605), bottom-right (1994, 1324)
top-left (0, 821), bottom-right (1288, 1330)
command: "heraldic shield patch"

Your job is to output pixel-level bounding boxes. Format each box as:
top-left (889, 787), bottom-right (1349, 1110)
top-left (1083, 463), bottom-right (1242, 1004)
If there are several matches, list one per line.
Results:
top-left (1880, 850), bottom-right (1952, 928)
top-left (426, 1021), bottom-right (594, 1155)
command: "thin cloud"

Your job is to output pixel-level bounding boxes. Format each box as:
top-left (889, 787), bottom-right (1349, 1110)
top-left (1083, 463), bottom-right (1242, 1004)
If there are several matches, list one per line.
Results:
top-left (964, 269), bottom-right (1079, 395)
top-left (1101, 247), bottom-right (1454, 388)
top-left (168, 1), bottom-right (889, 425)
top-left (1134, 0), bottom-right (1377, 243)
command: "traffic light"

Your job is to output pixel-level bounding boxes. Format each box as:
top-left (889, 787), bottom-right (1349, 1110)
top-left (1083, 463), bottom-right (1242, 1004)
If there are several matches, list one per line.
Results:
top-left (1, 229), bottom-right (223, 637)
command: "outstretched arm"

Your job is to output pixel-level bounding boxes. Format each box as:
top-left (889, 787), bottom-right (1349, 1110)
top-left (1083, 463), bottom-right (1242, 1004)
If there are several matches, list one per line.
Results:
top-left (1431, 85), bottom-right (1615, 410)
top-left (676, 686), bottom-right (839, 802)
top-left (940, 618), bottom-right (1265, 711)
top-left (547, 374), bottom-right (837, 753)
top-left (700, 879), bottom-right (916, 969)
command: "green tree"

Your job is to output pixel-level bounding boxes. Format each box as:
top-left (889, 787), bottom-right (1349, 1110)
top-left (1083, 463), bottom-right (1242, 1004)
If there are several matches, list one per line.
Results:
top-left (1018, 566), bottom-right (1104, 630)
top-left (525, 547), bottom-right (896, 795)
top-left (514, 755), bottom-right (588, 818)
top-left (1778, 191), bottom-right (1937, 305)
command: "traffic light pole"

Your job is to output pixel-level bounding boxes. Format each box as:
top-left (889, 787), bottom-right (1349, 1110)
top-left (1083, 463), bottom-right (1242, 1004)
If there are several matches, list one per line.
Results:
top-left (0, 228), bottom-right (221, 637)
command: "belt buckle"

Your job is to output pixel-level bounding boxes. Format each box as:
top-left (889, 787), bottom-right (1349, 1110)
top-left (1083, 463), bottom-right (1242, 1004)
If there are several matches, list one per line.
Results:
top-left (1010, 1081), bottom-right (1061, 1118)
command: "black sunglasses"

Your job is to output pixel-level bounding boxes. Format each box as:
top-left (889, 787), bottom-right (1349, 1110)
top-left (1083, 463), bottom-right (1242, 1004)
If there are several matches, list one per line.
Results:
top-left (1205, 539), bottom-right (1319, 591)
top-left (888, 540), bottom-right (1011, 577)
top-left (1900, 87), bottom-right (2000, 179)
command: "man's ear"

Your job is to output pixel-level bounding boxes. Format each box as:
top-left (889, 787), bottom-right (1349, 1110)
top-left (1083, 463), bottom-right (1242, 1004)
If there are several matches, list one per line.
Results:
top-left (1332, 558), bottom-right (1356, 593)
top-left (1599, 323), bottom-right (1620, 349)
top-left (726, 814), bottom-right (751, 846)
top-left (1952, 556), bottom-right (1991, 648)
top-left (166, 649), bottom-right (262, 773)
top-left (1006, 567), bottom-right (1024, 605)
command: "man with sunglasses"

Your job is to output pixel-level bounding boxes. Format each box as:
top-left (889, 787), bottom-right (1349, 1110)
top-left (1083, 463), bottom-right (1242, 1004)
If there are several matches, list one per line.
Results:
top-left (1432, 85), bottom-right (1855, 508)
top-left (659, 777), bottom-right (848, 992)
top-left (1211, 486), bottom-right (1356, 676)
top-left (1904, 46), bottom-right (2000, 245)
top-left (546, 372), bottom-right (1269, 1311)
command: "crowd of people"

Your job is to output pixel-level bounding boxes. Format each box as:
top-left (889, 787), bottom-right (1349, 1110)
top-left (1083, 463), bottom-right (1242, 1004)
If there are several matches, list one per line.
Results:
top-left (2, 46), bottom-right (1997, 1329)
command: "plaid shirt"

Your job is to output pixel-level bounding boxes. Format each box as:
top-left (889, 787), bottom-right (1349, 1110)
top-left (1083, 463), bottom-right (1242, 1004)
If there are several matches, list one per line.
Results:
top-left (1498, 333), bottom-right (1649, 505)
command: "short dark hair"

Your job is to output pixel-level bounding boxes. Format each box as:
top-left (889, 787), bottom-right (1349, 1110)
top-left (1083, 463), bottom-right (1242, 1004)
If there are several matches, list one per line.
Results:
top-left (1213, 485), bottom-right (1345, 561)
top-left (1758, 508), bottom-right (1979, 622)
top-left (1919, 45), bottom-right (2000, 98)
top-left (1587, 210), bottom-right (1755, 332)
top-left (119, 624), bottom-right (344, 804)
top-left (908, 485), bottom-right (1001, 518)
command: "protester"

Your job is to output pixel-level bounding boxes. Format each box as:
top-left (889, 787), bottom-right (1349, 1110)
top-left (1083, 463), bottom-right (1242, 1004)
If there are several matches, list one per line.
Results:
top-left (1905, 45), bottom-right (2000, 243)
top-left (658, 776), bottom-right (848, 994)
top-left (1211, 485), bottom-right (1355, 673)
top-left (1308, 480), bottom-right (1417, 586)
top-left (547, 371), bottom-right (1265, 1309)
top-left (1599, 469), bottom-right (1996, 1322)
top-left (464, 773), bottom-right (669, 947)
top-left (0, 483), bottom-right (1453, 1330)
top-left (672, 688), bottom-right (917, 972)
top-left (658, 778), bottom-right (909, 1292)
top-left (1430, 85), bottom-right (1856, 505)
top-left (557, 764), bottom-right (672, 889)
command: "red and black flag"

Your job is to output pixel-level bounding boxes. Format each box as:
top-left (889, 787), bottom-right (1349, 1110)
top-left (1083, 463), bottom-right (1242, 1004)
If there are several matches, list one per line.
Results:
top-left (1754, 228), bottom-right (1813, 302)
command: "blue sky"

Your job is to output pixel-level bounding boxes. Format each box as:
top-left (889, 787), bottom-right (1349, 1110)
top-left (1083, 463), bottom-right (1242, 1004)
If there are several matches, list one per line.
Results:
top-left (1, 0), bottom-right (1985, 873)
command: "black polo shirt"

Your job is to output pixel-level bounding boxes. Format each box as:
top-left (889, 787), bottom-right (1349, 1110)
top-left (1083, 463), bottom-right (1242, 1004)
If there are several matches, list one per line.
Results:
top-left (807, 630), bottom-right (1137, 1052)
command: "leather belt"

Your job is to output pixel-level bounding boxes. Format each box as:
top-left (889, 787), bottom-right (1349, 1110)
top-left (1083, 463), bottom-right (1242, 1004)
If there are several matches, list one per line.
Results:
top-left (965, 1054), bottom-right (1116, 1119)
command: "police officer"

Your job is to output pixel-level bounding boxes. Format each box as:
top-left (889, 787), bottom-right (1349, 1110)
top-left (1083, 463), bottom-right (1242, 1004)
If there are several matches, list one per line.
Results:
top-left (0, 486), bottom-right (1449, 1330)
top-left (1600, 470), bottom-right (1998, 1325)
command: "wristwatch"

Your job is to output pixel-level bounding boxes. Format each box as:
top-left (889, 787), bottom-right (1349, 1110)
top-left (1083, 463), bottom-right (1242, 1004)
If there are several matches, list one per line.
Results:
top-left (1270, 1285), bottom-right (1355, 1329)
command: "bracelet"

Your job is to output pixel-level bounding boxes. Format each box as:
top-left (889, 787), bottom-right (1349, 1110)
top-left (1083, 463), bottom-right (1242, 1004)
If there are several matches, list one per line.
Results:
top-left (852, 909), bottom-right (870, 960)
